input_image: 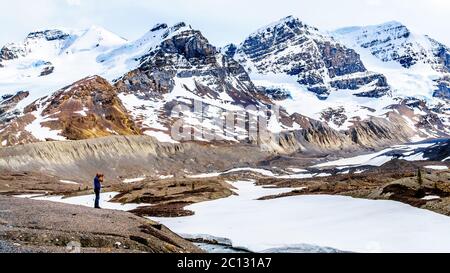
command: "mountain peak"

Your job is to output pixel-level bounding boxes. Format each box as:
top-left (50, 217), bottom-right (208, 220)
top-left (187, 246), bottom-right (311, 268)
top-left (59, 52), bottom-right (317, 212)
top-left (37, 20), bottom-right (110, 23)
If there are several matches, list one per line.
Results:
top-left (251, 15), bottom-right (306, 36)
top-left (332, 20), bottom-right (450, 71)
top-left (172, 22), bottom-right (188, 31)
top-left (376, 20), bottom-right (406, 28)
top-left (279, 15), bottom-right (300, 25)
top-left (366, 21), bottom-right (410, 37)
top-left (150, 23), bottom-right (168, 32)
top-left (236, 18), bottom-right (391, 100)
top-left (338, 20), bottom-right (410, 36)
top-left (65, 25), bottom-right (126, 53)
top-left (148, 22), bottom-right (190, 33)
top-left (83, 25), bottom-right (117, 35)
top-left (86, 24), bottom-right (106, 30)
top-left (141, 22), bottom-right (191, 38)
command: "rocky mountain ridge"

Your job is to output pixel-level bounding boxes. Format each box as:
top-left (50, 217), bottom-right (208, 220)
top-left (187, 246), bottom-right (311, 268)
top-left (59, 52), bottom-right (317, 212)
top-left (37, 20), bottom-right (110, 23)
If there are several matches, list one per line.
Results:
top-left (226, 16), bottom-right (391, 99)
top-left (333, 21), bottom-right (450, 72)
top-left (228, 16), bottom-right (449, 136)
top-left (0, 17), bottom-right (449, 152)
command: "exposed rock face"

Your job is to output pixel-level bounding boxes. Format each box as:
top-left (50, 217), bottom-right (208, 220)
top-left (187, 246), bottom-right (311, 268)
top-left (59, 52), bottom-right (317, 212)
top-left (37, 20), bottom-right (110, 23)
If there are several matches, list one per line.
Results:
top-left (0, 91), bottom-right (29, 121)
top-left (348, 116), bottom-right (413, 147)
top-left (147, 25), bottom-right (217, 64)
top-left (331, 22), bottom-right (450, 137)
top-left (283, 107), bottom-right (418, 150)
top-left (0, 135), bottom-right (272, 181)
top-left (0, 131), bottom-right (420, 186)
top-left (1, 23), bottom-right (280, 148)
top-left (289, 113), bottom-right (351, 150)
top-left (117, 23), bottom-right (264, 105)
top-left (26, 30), bottom-right (71, 41)
top-left (329, 72), bottom-right (390, 98)
top-left (315, 40), bottom-right (366, 78)
top-left (0, 76), bottom-right (140, 146)
top-left (257, 86), bottom-right (291, 100)
top-left (345, 22), bottom-right (419, 68)
top-left (222, 43), bottom-right (238, 59)
top-left (422, 139), bottom-right (450, 161)
top-left (230, 16), bottom-right (390, 99)
top-left (116, 69), bottom-right (175, 98)
top-left (320, 107), bottom-right (348, 128)
top-left (431, 38), bottom-right (450, 73)
top-left (0, 29), bottom-right (72, 62)
top-left (417, 112), bottom-right (447, 134)
top-left (386, 98), bottom-right (450, 137)
top-left (113, 23), bottom-right (276, 140)
top-left (434, 77), bottom-right (450, 99)
top-left (0, 44), bottom-right (25, 61)
top-left (26, 76), bottom-right (140, 140)
top-left (0, 116), bottom-right (36, 147)
top-left (38, 62), bottom-right (55, 77)
top-left (0, 91), bottom-right (31, 147)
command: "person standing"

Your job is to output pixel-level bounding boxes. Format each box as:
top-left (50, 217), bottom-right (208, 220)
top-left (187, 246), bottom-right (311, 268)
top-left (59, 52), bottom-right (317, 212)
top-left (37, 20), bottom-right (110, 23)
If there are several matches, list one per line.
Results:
top-left (94, 173), bottom-right (103, 209)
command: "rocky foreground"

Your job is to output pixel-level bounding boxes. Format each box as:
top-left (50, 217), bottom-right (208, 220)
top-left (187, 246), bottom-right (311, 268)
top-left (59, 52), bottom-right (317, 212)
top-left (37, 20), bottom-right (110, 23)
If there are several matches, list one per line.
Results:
top-left (0, 196), bottom-right (201, 253)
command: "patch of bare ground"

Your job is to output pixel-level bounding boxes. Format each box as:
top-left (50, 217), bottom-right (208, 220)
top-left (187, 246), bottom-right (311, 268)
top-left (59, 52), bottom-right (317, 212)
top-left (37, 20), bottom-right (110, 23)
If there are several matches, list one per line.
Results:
top-left (0, 195), bottom-right (201, 253)
top-left (109, 177), bottom-right (236, 217)
top-left (0, 170), bottom-right (81, 195)
top-left (0, 170), bottom-right (127, 205)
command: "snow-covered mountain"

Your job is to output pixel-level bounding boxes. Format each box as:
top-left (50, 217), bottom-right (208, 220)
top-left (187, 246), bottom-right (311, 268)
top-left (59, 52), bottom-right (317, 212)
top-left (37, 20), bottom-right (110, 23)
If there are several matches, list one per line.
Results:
top-left (332, 21), bottom-right (450, 99)
top-left (0, 17), bottom-right (449, 152)
top-left (0, 26), bottom-right (127, 110)
top-left (332, 21), bottom-right (450, 134)
top-left (333, 21), bottom-right (450, 72)
top-left (226, 16), bottom-right (390, 100)
top-left (225, 16), bottom-right (449, 137)
top-left (106, 22), bottom-right (284, 145)
top-left (0, 23), bottom-right (288, 149)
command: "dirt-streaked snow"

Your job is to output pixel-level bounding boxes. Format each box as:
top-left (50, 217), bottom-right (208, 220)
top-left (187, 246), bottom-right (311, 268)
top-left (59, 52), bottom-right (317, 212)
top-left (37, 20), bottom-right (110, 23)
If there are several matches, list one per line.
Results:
top-left (153, 181), bottom-right (450, 253)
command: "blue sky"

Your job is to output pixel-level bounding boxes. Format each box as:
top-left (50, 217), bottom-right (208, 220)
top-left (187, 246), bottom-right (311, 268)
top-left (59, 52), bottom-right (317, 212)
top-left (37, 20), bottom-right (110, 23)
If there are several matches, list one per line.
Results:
top-left (0, 0), bottom-right (449, 47)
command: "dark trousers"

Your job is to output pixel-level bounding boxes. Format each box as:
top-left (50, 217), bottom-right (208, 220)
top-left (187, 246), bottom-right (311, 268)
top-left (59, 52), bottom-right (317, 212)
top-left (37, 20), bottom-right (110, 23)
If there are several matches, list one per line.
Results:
top-left (94, 189), bottom-right (100, 208)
